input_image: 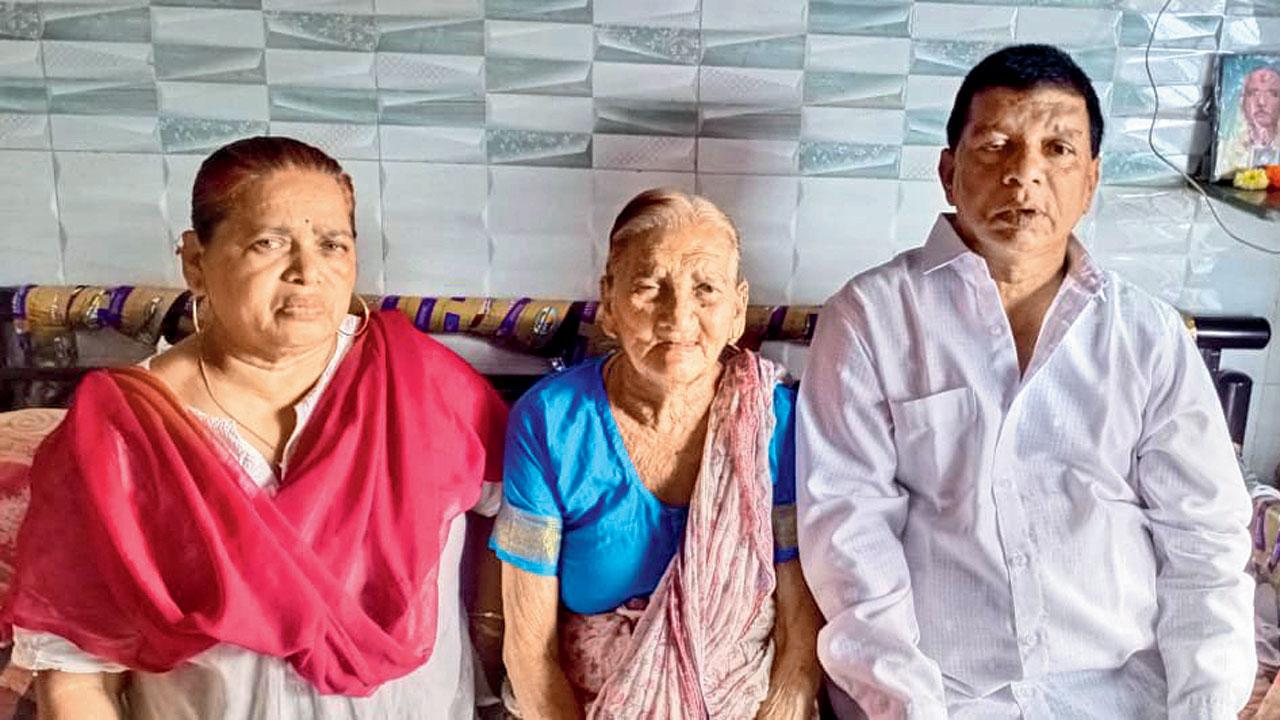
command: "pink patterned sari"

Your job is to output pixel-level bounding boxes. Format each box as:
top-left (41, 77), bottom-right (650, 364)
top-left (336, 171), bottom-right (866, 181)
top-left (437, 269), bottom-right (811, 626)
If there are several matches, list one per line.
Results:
top-left (557, 350), bottom-right (783, 719)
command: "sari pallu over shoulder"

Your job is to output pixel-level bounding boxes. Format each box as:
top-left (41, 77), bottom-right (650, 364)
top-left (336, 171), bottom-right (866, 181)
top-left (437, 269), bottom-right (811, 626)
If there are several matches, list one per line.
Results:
top-left (556, 350), bottom-right (784, 720)
top-left (2, 311), bottom-right (507, 697)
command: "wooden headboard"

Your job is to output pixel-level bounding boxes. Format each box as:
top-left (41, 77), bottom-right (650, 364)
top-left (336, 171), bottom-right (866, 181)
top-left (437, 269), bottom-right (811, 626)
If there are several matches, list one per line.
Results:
top-left (0, 285), bottom-right (1270, 445)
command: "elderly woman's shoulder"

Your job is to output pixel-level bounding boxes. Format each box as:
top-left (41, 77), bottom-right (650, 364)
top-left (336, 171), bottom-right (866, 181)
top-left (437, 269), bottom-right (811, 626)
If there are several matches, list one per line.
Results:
top-left (508, 356), bottom-right (605, 424)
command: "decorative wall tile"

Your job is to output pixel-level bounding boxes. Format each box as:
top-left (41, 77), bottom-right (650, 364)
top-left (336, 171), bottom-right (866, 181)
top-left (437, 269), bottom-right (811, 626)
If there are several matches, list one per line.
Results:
top-left (904, 108), bottom-right (948, 145)
top-left (1115, 47), bottom-right (1213, 86)
top-left (42, 40), bottom-right (153, 81)
top-left (160, 116), bottom-right (267, 153)
top-left (41, 3), bottom-right (151, 43)
top-left (380, 161), bottom-right (489, 294)
top-left (488, 94), bottom-right (593, 132)
top-left (378, 124), bottom-right (485, 162)
top-left (798, 176), bottom-right (898, 245)
top-left (913, 3), bottom-right (1016, 41)
top-left (151, 7), bottom-right (265, 48)
top-left (799, 141), bottom-right (900, 177)
top-left (1226, 0), bottom-right (1280, 16)
top-left (1109, 82), bottom-right (1208, 118)
top-left (591, 168), bottom-right (696, 239)
top-left (592, 134), bottom-right (696, 171)
top-left (802, 107), bottom-right (905, 144)
top-left (593, 100), bottom-right (698, 135)
top-left (804, 71), bottom-right (906, 108)
top-left (1015, 7), bottom-right (1122, 46)
top-left (341, 159), bottom-right (384, 293)
top-left (0, 112), bottom-right (49, 149)
top-left (484, 0), bottom-right (590, 23)
top-left (487, 20), bottom-right (592, 61)
top-left (486, 59), bottom-right (591, 95)
top-left (594, 0), bottom-right (699, 28)
top-left (592, 62), bottom-right (697, 102)
top-left (376, 17), bottom-right (484, 54)
top-left (488, 166), bottom-right (594, 297)
top-left (269, 120), bottom-right (379, 159)
top-left (265, 11), bottom-right (377, 51)
top-left (154, 45), bottom-right (265, 83)
top-left (698, 138), bottom-right (799, 174)
top-left (486, 129), bottom-right (592, 166)
top-left (157, 81), bottom-right (270, 120)
top-left (265, 48), bottom-right (375, 88)
top-left (379, 94), bottom-right (484, 126)
top-left (809, 0), bottom-right (912, 37)
top-left (1223, 15), bottom-right (1280, 50)
top-left (595, 25), bottom-right (701, 65)
top-left (897, 144), bottom-right (944, 180)
top-left (700, 66), bottom-right (804, 106)
top-left (1119, 12), bottom-right (1221, 49)
top-left (910, 40), bottom-right (1006, 76)
top-left (55, 151), bottom-right (175, 285)
top-left (152, 0), bottom-right (263, 8)
top-left (48, 80), bottom-right (157, 115)
top-left (161, 153), bottom-right (202, 241)
top-left (374, 52), bottom-right (484, 95)
top-left (702, 0), bottom-right (807, 34)
top-left (265, 0), bottom-right (370, 12)
top-left (0, 79), bottom-right (47, 113)
top-left (269, 86), bottom-right (377, 123)
top-left (50, 113), bottom-right (160, 152)
top-left (807, 35), bottom-right (911, 74)
top-left (701, 32), bottom-right (805, 70)
top-left (894, 178), bottom-right (949, 250)
top-left (373, 0), bottom-right (479, 16)
top-left (1101, 150), bottom-right (1196, 185)
top-left (699, 106), bottom-right (801, 140)
top-left (0, 150), bottom-right (61, 284)
top-left (0, 4), bottom-right (41, 41)
top-left (0, 39), bottom-right (42, 79)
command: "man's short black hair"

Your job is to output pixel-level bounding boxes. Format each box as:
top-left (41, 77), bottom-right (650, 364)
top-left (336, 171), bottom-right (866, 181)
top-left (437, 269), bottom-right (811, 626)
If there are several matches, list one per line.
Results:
top-left (946, 44), bottom-right (1105, 158)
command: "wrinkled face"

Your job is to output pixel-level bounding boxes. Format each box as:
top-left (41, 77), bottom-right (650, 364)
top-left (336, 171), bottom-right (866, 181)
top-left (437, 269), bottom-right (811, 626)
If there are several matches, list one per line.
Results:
top-left (183, 168), bottom-right (357, 356)
top-left (940, 86), bottom-right (1100, 262)
top-left (1244, 68), bottom-right (1280, 138)
top-left (600, 224), bottom-right (748, 389)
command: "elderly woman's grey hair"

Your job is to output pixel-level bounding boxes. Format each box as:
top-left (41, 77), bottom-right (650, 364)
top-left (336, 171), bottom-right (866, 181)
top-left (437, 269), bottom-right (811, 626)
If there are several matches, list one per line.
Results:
top-left (605, 188), bottom-right (742, 281)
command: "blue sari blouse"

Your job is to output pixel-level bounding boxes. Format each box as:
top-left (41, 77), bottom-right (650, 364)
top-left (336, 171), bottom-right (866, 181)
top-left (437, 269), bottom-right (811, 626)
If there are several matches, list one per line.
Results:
top-left (489, 355), bottom-right (798, 615)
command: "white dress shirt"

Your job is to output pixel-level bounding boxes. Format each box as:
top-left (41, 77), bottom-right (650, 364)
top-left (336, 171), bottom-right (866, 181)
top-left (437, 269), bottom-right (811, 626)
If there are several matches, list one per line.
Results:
top-left (797, 215), bottom-right (1255, 720)
top-left (12, 316), bottom-right (501, 720)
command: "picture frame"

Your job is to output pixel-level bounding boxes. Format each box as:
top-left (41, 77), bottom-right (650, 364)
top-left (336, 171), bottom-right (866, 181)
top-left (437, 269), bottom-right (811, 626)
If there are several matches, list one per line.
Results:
top-left (1210, 53), bottom-right (1280, 182)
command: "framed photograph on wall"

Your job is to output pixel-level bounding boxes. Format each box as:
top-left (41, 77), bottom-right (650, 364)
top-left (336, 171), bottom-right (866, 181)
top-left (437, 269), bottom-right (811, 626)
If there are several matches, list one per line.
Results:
top-left (1211, 53), bottom-right (1280, 181)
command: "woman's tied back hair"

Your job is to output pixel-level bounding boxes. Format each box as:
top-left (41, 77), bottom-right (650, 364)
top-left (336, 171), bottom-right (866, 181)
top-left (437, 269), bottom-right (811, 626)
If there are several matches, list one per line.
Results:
top-left (191, 136), bottom-right (356, 243)
top-left (605, 188), bottom-right (742, 281)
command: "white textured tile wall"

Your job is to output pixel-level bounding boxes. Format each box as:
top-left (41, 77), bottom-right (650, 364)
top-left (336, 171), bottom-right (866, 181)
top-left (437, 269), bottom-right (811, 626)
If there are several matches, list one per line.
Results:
top-left (1, 0), bottom-right (1278, 474)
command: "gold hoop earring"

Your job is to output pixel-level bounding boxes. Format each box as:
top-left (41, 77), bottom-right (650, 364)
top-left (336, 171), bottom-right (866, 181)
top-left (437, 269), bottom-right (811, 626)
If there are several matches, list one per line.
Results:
top-left (338, 294), bottom-right (370, 338)
top-left (190, 294), bottom-right (204, 335)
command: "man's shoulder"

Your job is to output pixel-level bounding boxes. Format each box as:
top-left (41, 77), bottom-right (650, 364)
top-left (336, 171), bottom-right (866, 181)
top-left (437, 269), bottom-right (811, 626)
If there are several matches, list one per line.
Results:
top-left (1092, 268), bottom-right (1184, 340)
top-left (827, 247), bottom-right (925, 309)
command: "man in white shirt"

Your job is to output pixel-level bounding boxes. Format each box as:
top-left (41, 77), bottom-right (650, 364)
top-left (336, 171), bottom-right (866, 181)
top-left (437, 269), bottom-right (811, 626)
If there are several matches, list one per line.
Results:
top-left (797, 44), bottom-right (1255, 720)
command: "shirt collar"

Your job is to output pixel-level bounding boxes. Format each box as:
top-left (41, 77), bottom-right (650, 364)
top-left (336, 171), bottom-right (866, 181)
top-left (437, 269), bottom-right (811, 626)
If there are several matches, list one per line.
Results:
top-left (921, 213), bottom-right (1107, 297)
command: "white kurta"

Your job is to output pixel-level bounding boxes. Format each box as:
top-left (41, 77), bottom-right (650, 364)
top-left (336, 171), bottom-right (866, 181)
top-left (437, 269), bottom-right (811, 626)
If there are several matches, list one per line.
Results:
top-left (13, 316), bottom-right (500, 719)
top-left (797, 216), bottom-right (1255, 720)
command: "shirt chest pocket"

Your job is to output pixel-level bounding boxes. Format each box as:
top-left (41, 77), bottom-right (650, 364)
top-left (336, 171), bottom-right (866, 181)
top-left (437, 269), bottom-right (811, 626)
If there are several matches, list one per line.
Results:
top-left (888, 387), bottom-right (978, 498)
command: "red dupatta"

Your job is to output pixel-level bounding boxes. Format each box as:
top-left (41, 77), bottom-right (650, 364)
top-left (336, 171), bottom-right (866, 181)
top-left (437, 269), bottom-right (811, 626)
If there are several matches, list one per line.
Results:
top-left (2, 310), bottom-right (506, 696)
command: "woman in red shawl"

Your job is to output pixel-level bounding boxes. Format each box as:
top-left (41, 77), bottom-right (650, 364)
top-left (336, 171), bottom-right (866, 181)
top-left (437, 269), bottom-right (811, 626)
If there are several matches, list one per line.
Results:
top-left (4, 137), bottom-right (507, 719)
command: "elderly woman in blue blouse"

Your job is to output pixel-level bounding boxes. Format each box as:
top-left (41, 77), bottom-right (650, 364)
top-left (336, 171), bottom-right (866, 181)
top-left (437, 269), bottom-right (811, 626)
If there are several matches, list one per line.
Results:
top-left (491, 188), bottom-right (822, 719)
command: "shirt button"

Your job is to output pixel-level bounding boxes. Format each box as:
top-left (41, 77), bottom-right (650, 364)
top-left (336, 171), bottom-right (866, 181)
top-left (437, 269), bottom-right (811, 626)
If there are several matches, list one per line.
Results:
top-left (1020, 632), bottom-right (1040, 648)
top-left (1009, 553), bottom-right (1028, 569)
top-left (994, 476), bottom-right (1013, 491)
top-left (988, 324), bottom-right (1002, 336)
